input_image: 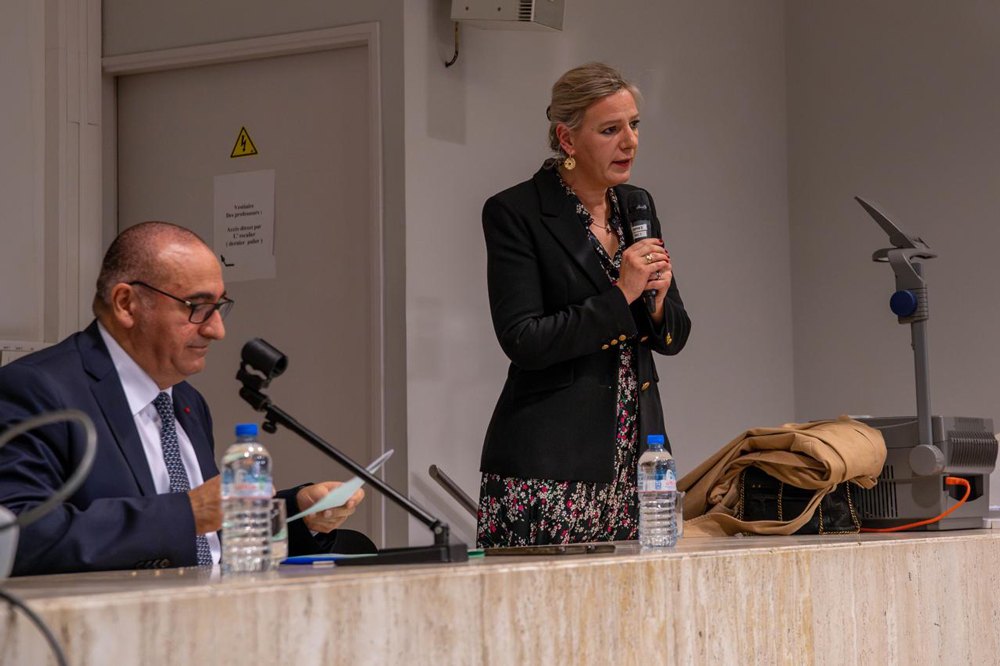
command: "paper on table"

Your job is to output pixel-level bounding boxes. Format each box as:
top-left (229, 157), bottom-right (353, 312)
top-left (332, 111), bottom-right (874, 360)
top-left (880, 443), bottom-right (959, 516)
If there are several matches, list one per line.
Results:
top-left (287, 449), bottom-right (394, 523)
top-left (282, 553), bottom-right (377, 563)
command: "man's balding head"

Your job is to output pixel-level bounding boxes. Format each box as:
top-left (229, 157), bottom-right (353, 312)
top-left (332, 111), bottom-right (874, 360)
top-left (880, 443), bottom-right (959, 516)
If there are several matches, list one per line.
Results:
top-left (92, 222), bottom-right (227, 389)
top-left (93, 222), bottom-right (211, 316)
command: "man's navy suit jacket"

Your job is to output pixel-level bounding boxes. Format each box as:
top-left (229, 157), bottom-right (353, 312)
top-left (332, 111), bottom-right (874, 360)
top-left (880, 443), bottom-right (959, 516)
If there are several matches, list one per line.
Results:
top-left (0, 321), bottom-right (371, 576)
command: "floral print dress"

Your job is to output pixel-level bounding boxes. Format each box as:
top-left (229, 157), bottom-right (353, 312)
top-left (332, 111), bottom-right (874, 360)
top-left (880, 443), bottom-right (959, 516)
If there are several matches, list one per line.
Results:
top-left (477, 176), bottom-right (641, 548)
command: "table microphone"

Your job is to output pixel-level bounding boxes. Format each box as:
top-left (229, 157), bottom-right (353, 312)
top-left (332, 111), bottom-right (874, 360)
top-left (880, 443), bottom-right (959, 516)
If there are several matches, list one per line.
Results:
top-left (626, 189), bottom-right (659, 314)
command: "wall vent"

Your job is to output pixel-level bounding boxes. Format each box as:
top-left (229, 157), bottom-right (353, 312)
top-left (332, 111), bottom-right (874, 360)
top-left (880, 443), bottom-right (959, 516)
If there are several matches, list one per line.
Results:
top-left (451, 0), bottom-right (564, 32)
top-left (518, 0), bottom-right (533, 22)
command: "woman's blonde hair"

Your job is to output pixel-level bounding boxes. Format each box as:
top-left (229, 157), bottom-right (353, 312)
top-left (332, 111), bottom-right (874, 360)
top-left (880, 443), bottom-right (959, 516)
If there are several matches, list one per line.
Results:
top-left (546, 62), bottom-right (642, 158)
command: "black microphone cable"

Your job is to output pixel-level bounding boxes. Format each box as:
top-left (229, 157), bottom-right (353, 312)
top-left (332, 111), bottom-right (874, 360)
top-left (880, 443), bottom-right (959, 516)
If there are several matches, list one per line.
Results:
top-left (0, 409), bottom-right (98, 533)
top-left (0, 409), bottom-right (98, 666)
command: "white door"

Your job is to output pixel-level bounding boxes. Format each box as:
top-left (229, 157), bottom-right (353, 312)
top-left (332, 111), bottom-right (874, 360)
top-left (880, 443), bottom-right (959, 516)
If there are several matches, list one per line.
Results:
top-left (115, 46), bottom-right (381, 540)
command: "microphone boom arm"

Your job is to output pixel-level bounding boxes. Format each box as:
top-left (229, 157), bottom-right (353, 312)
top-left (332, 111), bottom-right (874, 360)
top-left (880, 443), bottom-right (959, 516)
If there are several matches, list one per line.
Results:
top-left (235, 339), bottom-right (467, 564)
top-left (239, 385), bottom-right (449, 541)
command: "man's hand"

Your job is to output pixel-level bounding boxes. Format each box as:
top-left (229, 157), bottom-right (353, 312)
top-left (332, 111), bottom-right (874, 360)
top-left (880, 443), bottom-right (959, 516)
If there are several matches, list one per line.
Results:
top-left (296, 482), bottom-right (365, 533)
top-left (188, 475), bottom-right (222, 535)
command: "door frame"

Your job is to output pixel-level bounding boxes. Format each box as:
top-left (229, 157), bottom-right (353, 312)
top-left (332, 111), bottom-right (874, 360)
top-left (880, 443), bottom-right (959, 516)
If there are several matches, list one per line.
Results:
top-left (101, 23), bottom-right (389, 545)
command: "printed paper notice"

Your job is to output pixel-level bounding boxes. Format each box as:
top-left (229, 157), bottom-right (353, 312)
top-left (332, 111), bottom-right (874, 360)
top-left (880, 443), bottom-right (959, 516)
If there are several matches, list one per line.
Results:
top-left (213, 169), bottom-right (276, 282)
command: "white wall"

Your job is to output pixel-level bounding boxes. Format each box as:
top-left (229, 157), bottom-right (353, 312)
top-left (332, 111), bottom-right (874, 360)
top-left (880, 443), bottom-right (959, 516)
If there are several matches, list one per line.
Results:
top-left (786, 1), bottom-right (1000, 504)
top-left (0, 0), bottom-right (103, 344)
top-left (404, 0), bottom-right (794, 545)
top-left (0, 0), bottom-right (45, 342)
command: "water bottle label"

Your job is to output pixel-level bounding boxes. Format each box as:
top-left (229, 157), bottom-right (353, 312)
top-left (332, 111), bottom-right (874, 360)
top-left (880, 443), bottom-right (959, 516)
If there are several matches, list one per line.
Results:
top-left (222, 468), bottom-right (271, 499)
top-left (638, 478), bottom-right (677, 493)
top-left (638, 468), bottom-right (676, 493)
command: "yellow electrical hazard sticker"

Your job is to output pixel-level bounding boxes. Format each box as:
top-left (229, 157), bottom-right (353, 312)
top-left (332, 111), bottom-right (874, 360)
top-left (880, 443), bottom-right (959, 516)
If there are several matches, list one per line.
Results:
top-left (230, 126), bottom-right (258, 158)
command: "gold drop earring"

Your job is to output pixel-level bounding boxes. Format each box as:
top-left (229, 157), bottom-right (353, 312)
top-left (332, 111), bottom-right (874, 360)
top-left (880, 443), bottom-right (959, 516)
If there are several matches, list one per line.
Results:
top-left (563, 155), bottom-right (576, 170)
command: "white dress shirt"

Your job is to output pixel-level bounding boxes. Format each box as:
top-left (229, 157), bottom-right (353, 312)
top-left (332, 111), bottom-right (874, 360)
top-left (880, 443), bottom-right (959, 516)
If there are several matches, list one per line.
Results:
top-left (98, 323), bottom-right (221, 564)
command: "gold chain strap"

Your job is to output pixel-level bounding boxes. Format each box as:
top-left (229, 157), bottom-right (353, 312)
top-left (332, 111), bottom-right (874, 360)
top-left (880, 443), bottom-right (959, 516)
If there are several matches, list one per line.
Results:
top-left (847, 483), bottom-right (860, 530)
top-left (736, 469), bottom-right (746, 520)
top-left (818, 483), bottom-right (862, 535)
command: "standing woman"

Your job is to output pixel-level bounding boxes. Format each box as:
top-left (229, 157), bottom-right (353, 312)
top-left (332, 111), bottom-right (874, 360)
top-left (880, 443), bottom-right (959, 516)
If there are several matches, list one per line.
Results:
top-left (477, 63), bottom-right (691, 547)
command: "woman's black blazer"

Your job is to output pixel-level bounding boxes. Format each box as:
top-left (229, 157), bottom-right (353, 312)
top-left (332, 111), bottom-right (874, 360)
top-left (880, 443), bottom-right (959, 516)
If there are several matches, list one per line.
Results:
top-left (480, 166), bottom-right (691, 484)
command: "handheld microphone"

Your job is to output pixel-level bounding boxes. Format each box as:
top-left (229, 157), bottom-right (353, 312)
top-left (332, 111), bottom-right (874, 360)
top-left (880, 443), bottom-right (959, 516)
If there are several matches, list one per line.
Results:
top-left (626, 190), bottom-right (659, 314)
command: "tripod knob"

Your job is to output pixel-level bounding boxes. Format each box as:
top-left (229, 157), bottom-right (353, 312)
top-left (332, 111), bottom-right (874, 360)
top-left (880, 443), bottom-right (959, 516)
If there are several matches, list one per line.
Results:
top-left (909, 443), bottom-right (945, 476)
top-left (890, 290), bottom-right (918, 318)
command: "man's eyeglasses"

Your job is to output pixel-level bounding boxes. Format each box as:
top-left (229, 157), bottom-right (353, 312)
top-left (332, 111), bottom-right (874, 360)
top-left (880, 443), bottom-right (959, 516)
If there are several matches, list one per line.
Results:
top-left (129, 281), bottom-right (235, 324)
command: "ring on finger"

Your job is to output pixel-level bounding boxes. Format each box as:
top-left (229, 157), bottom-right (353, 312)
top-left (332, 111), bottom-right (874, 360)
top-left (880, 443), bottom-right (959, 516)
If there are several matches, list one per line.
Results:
top-left (644, 253), bottom-right (654, 264)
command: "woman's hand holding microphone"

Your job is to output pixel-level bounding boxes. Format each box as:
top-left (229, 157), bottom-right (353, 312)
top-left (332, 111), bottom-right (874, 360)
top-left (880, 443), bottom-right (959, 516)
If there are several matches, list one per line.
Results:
top-left (617, 239), bottom-right (672, 321)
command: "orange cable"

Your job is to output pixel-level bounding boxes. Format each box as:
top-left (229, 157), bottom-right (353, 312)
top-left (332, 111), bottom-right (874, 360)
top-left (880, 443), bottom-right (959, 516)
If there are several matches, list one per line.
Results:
top-left (860, 477), bottom-right (971, 533)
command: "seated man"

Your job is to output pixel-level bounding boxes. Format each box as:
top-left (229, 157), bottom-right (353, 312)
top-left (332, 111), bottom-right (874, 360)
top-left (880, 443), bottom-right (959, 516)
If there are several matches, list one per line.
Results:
top-left (0, 222), bottom-right (373, 576)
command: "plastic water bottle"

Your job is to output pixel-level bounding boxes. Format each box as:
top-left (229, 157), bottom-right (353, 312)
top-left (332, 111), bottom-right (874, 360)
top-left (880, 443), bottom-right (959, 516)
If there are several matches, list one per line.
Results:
top-left (637, 434), bottom-right (677, 548)
top-left (221, 424), bottom-right (272, 573)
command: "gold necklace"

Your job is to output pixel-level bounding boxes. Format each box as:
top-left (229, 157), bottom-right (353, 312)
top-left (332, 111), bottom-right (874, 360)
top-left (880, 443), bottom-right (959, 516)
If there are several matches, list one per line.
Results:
top-left (590, 220), bottom-right (610, 232)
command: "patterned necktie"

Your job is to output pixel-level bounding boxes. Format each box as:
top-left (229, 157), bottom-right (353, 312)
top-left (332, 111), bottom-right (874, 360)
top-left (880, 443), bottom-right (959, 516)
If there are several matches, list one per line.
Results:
top-left (152, 392), bottom-right (213, 566)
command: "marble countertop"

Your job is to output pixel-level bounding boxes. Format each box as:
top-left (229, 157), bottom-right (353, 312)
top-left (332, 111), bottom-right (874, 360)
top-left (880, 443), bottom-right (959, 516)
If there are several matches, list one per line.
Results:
top-left (4, 529), bottom-right (999, 665)
top-left (5, 529), bottom-right (995, 605)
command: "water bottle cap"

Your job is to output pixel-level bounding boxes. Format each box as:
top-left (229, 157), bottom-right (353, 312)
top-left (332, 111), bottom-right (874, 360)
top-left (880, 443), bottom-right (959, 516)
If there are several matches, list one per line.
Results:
top-left (647, 434), bottom-right (665, 445)
top-left (235, 423), bottom-right (258, 437)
